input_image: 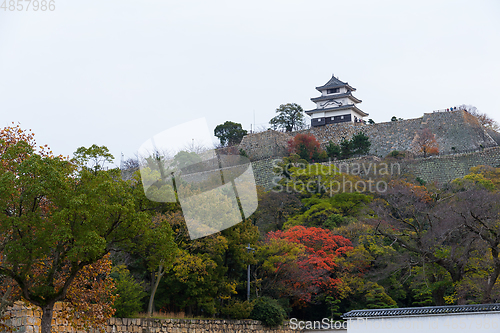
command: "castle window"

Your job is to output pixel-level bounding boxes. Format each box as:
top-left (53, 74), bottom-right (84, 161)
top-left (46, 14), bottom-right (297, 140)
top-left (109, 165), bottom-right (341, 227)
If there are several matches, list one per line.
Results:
top-left (327, 88), bottom-right (340, 94)
top-left (340, 116), bottom-right (344, 119)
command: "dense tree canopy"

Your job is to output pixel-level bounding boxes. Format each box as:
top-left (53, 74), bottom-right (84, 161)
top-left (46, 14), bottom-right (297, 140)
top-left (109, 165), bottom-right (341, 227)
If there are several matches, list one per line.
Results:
top-left (371, 172), bottom-right (500, 305)
top-left (0, 127), bottom-right (169, 332)
top-left (214, 121), bottom-right (248, 147)
top-left (325, 132), bottom-right (371, 160)
top-left (269, 103), bottom-right (307, 132)
top-left (287, 133), bottom-right (324, 162)
top-left (266, 226), bottom-right (353, 305)
top-left (2, 121), bottom-right (499, 329)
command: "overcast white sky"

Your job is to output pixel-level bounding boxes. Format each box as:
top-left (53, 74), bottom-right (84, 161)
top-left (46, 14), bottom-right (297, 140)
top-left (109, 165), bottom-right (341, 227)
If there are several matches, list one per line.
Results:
top-left (1, 0), bottom-right (499, 165)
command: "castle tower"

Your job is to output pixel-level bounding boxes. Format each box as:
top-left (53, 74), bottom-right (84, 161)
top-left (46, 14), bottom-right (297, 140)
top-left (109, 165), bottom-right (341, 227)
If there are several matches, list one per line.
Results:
top-left (306, 74), bottom-right (368, 127)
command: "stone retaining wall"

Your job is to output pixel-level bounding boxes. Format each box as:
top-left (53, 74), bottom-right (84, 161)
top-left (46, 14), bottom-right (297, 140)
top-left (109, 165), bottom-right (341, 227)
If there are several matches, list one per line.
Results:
top-left (3, 302), bottom-right (298, 333)
top-left (239, 110), bottom-right (499, 160)
top-left (251, 158), bottom-right (281, 191)
top-left (4, 302), bottom-right (77, 333)
top-left (405, 146), bottom-right (500, 184)
top-left (487, 128), bottom-right (500, 145)
top-left (239, 131), bottom-right (291, 161)
top-left (108, 317), bottom-right (297, 333)
top-left (249, 147), bottom-right (500, 190)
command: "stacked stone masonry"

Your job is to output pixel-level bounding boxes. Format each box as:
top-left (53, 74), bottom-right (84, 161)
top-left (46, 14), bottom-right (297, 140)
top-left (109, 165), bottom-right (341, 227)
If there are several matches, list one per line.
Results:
top-left (249, 146), bottom-right (500, 191)
top-left (5, 302), bottom-right (76, 333)
top-left (240, 110), bottom-right (498, 160)
top-left (3, 302), bottom-right (299, 333)
top-left (239, 131), bottom-right (291, 161)
top-left (107, 318), bottom-right (297, 333)
top-left (486, 128), bottom-right (500, 145)
top-left (251, 159), bottom-right (281, 191)
top-left (406, 146), bottom-right (500, 184)
top-left (239, 110), bottom-right (500, 189)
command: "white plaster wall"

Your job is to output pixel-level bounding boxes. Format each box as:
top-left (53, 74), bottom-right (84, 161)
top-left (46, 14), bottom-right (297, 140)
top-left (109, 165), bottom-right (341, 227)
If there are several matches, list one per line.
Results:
top-left (324, 110), bottom-right (350, 118)
top-left (347, 313), bottom-right (500, 333)
top-left (311, 107), bottom-right (365, 121)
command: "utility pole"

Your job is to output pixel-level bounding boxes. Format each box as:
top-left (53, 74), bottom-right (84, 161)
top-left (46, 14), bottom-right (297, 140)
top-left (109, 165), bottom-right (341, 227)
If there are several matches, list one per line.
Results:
top-left (253, 110), bottom-right (256, 134)
top-left (245, 244), bottom-right (255, 301)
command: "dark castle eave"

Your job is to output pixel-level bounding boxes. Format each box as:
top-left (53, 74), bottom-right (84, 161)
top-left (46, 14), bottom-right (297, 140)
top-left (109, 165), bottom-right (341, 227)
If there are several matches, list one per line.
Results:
top-left (311, 93), bottom-right (362, 104)
top-left (315, 83), bottom-right (356, 92)
top-left (305, 104), bottom-right (368, 117)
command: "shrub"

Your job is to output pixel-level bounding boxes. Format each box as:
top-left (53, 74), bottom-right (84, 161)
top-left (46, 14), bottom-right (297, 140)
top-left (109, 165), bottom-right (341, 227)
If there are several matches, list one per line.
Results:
top-left (388, 150), bottom-right (405, 159)
top-left (326, 141), bottom-right (341, 159)
top-left (221, 300), bottom-right (254, 319)
top-left (340, 138), bottom-right (352, 159)
top-left (316, 150), bottom-right (328, 161)
top-left (111, 265), bottom-right (146, 318)
top-left (351, 132), bottom-right (371, 156)
top-left (239, 148), bottom-right (249, 158)
top-left (323, 214), bottom-right (345, 229)
top-left (250, 297), bottom-right (286, 327)
top-left (416, 177), bottom-right (426, 186)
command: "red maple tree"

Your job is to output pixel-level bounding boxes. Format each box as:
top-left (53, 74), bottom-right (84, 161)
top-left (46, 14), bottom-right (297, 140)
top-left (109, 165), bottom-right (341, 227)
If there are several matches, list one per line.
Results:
top-left (287, 133), bottom-right (323, 161)
top-left (266, 226), bottom-right (353, 305)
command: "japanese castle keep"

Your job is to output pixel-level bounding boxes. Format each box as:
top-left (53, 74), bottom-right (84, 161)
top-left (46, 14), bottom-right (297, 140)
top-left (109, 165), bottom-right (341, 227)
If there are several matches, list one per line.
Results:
top-left (306, 74), bottom-right (368, 127)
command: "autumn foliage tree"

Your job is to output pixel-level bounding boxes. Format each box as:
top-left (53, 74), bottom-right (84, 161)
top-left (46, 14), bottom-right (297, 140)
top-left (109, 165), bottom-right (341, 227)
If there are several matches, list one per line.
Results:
top-left (414, 128), bottom-right (439, 158)
top-left (61, 255), bottom-right (116, 331)
top-left (265, 226), bottom-right (354, 306)
top-left (459, 104), bottom-right (500, 131)
top-left (0, 125), bottom-right (159, 333)
top-left (287, 133), bottom-right (324, 162)
top-left (370, 177), bottom-right (500, 305)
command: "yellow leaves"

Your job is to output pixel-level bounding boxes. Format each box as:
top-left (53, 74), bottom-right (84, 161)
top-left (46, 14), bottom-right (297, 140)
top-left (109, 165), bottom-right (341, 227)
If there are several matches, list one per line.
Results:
top-left (389, 179), bottom-right (433, 203)
top-left (1, 125), bottom-right (54, 163)
top-left (220, 281), bottom-right (238, 299)
top-left (443, 294), bottom-right (457, 305)
top-left (453, 166), bottom-right (500, 191)
top-left (62, 254), bottom-right (116, 331)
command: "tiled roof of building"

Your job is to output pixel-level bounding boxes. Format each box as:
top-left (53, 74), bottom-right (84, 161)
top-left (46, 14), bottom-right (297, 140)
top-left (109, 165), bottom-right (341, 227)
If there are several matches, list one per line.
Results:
top-left (343, 304), bottom-right (500, 318)
top-left (305, 104), bottom-right (369, 117)
top-left (311, 92), bottom-right (362, 103)
top-left (316, 75), bottom-right (355, 91)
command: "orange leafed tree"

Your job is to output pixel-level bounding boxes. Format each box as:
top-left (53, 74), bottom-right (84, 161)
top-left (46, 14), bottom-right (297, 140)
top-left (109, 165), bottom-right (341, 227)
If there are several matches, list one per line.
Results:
top-left (0, 125), bottom-right (143, 333)
top-left (266, 226), bottom-right (354, 305)
top-left (287, 133), bottom-right (323, 162)
top-left (61, 255), bottom-right (116, 330)
top-left (415, 128), bottom-right (439, 158)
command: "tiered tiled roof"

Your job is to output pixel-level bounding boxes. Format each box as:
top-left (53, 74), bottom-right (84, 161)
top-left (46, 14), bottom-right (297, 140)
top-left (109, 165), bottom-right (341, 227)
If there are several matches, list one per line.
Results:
top-left (343, 304), bottom-right (500, 318)
top-left (315, 75), bottom-right (356, 92)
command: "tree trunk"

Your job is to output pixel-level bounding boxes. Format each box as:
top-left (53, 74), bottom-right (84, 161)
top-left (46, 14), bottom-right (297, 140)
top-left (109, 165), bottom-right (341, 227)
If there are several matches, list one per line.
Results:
top-left (147, 265), bottom-right (164, 316)
top-left (482, 249), bottom-right (500, 304)
top-left (41, 303), bottom-right (55, 333)
top-left (0, 285), bottom-right (13, 315)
